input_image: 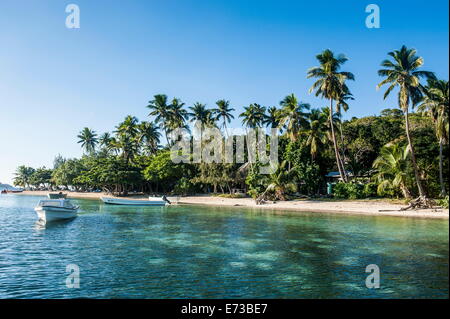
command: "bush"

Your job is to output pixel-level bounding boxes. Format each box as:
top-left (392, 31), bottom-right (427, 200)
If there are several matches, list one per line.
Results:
top-left (363, 182), bottom-right (378, 198)
top-left (437, 196), bottom-right (449, 209)
top-left (333, 182), bottom-right (364, 199)
top-left (217, 193), bottom-right (246, 198)
top-left (173, 177), bottom-right (195, 196)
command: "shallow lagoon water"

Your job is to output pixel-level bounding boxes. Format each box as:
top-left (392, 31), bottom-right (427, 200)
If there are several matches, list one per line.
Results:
top-left (0, 194), bottom-right (448, 298)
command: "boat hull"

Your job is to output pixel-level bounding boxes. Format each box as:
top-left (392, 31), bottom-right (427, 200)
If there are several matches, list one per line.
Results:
top-left (35, 207), bottom-right (78, 222)
top-left (48, 193), bottom-right (67, 199)
top-left (101, 197), bottom-right (167, 206)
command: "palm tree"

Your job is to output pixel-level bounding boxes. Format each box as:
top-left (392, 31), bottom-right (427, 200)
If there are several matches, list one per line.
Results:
top-left (377, 45), bottom-right (436, 200)
top-left (257, 161), bottom-right (297, 202)
top-left (213, 99), bottom-right (235, 136)
top-left (116, 116), bottom-right (139, 139)
top-left (99, 132), bottom-right (113, 148)
top-left (304, 108), bottom-right (328, 161)
top-left (373, 143), bottom-right (412, 199)
top-left (263, 106), bottom-right (281, 129)
top-left (166, 98), bottom-right (189, 142)
top-left (278, 94), bottom-right (310, 141)
top-left (138, 121), bottom-right (161, 155)
top-left (77, 127), bottom-right (98, 154)
top-left (13, 165), bottom-right (35, 189)
top-left (418, 79), bottom-right (449, 196)
top-left (307, 49), bottom-right (355, 182)
top-left (239, 103), bottom-right (266, 129)
top-left (188, 103), bottom-right (211, 126)
top-left (147, 94), bottom-right (171, 145)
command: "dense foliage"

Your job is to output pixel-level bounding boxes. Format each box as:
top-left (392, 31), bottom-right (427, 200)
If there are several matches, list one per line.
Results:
top-left (13, 47), bottom-right (448, 201)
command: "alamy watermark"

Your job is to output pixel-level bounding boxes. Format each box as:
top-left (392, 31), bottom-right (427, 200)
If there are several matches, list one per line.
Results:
top-left (170, 122), bottom-right (279, 174)
top-left (365, 264), bottom-right (380, 289)
top-left (65, 4), bottom-right (80, 29)
top-left (66, 264), bottom-right (80, 288)
top-left (365, 4), bottom-right (380, 29)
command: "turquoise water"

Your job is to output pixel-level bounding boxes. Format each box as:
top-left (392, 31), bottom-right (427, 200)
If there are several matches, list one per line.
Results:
top-left (0, 194), bottom-right (448, 298)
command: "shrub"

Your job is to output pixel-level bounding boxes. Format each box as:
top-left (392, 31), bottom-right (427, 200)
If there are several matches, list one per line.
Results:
top-left (333, 182), bottom-right (364, 199)
top-left (363, 182), bottom-right (378, 198)
top-left (437, 196), bottom-right (449, 209)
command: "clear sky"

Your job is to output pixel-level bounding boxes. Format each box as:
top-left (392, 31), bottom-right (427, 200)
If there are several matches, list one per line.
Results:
top-left (0, 0), bottom-right (448, 184)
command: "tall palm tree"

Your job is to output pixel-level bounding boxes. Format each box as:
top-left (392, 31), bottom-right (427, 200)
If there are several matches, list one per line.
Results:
top-left (239, 103), bottom-right (266, 129)
top-left (213, 99), bottom-right (235, 136)
top-left (304, 108), bottom-right (328, 161)
top-left (373, 143), bottom-right (412, 199)
top-left (418, 79), bottom-right (449, 196)
top-left (77, 127), bottom-right (98, 154)
top-left (263, 106), bottom-right (281, 129)
top-left (307, 49), bottom-right (355, 182)
top-left (278, 94), bottom-right (310, 141)
top-left (377, 45), bottom-right (436, 200)
top-left (138, 121), bottom-right (161, 155)
top-left (166, 98), bottom-right (189, 142)
top-left (188, 103), bottom-right (211, 126)
top-left (147, 94), bottom-right (171, 145)
top-left (116, 115), bottom-right (139, 139)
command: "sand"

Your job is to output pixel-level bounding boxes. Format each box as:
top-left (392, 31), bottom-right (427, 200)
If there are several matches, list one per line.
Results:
top-left (13, 191), bottom-right (449, 220)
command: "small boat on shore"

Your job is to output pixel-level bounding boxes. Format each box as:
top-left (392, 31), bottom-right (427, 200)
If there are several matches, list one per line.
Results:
top-left (48, 192), bottom-right (67, 199)
top-left (101, 196), bottom-right (170, 206)
top-left (34, 199), bottom-right (79, 222)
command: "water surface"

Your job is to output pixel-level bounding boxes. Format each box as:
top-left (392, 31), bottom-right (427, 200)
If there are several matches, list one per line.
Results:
top-left (0, 195), bottom-right (448, 298)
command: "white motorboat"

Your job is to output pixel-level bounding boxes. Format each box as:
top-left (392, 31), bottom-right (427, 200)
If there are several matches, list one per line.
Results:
top-left (34, 199), bottom-right (79, 222)
top-left (101, 196), bottom-right (169, 206)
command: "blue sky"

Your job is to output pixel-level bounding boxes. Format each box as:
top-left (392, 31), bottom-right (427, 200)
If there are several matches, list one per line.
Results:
top-left (0, 0), bottom-right (448, 184)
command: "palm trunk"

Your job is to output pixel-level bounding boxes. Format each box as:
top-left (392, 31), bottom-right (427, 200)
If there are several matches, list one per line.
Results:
top-left (439, 137), bottom-right (446, 197)
top-left (329, 99), bottom-right (347, 182)
top-left (404, 108), bottom-right (426, 198)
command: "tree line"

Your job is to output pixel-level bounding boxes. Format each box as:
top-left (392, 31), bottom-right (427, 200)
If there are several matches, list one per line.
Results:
top-left (14, 46), bottom-right (448, 204)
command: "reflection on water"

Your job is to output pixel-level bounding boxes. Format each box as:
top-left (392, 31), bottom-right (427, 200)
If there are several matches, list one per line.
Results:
top-left (0, 194), bottom-right (448, 298)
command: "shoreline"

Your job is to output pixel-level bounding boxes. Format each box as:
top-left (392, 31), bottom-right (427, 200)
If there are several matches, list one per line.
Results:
top-left (12, 191), bottom-right (449, 220)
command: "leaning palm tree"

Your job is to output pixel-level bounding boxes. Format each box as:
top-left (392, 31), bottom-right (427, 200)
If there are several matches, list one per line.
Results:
top-left (147, 94), bottom-right (172, 145)
top-left (307, 49), bottom-right (355, 182)
top-left (377, 45), bottom-right (436, 203)
top-left (257, 160), bottom-right (297, 202)
top-left (278, 94), bottom-right (310, 141)
top-left (373, 142), bottom-right (412, 199)
top-left (77, 127), bottom-right (98, 154)
top-left (213, 99), bottom-right (235, 136)
top-left (418, 79), bottom-right (449, 196)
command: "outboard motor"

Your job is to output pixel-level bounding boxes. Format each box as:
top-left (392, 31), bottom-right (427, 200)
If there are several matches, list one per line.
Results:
top-left (162, 195), bottom-right (171, 204)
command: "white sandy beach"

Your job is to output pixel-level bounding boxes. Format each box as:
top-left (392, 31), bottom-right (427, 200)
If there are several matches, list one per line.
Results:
top-left (14, 191), bottom-right (449, 219)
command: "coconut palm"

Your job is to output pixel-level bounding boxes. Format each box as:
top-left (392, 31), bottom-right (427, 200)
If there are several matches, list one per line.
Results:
top-left (263, 106), bottom-right (281, 129)
top-left (116, 116), bottom-right (139, 139)
top-left (278, 94), bottom-right (310, 141)
top-left (257, 161), bottom-right (297, 202)
top-left (147, 94), bottom-right (172, 144)
top-left (213, 99), bottom-right (235, 136)
top-left (304, 108), bottom-right (328, 160)
top-left (377, 45), bottom-right (436, 200)
top-left (418, 79), bottom-right (449, 196)
top-left (307, 49), bottom-right (355, 182)
top-left (166, 98), bottom-right (189, 141)
top-left (373, 143), bottom-right (412, 199)
top-left (138, 121), bottom-right (161, 155)
top-left (239, 103), bottom-right (266, 129)
top-left (77, 127), bottom-right (98, 154)
top-left (99, 132), bottom-right (113, 148)
top-left (13, 165), bottom-right (35, 189)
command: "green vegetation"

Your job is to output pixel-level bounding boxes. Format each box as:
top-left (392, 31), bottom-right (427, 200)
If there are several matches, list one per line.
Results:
top-left (13, 47), bottom-right (448, 204)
